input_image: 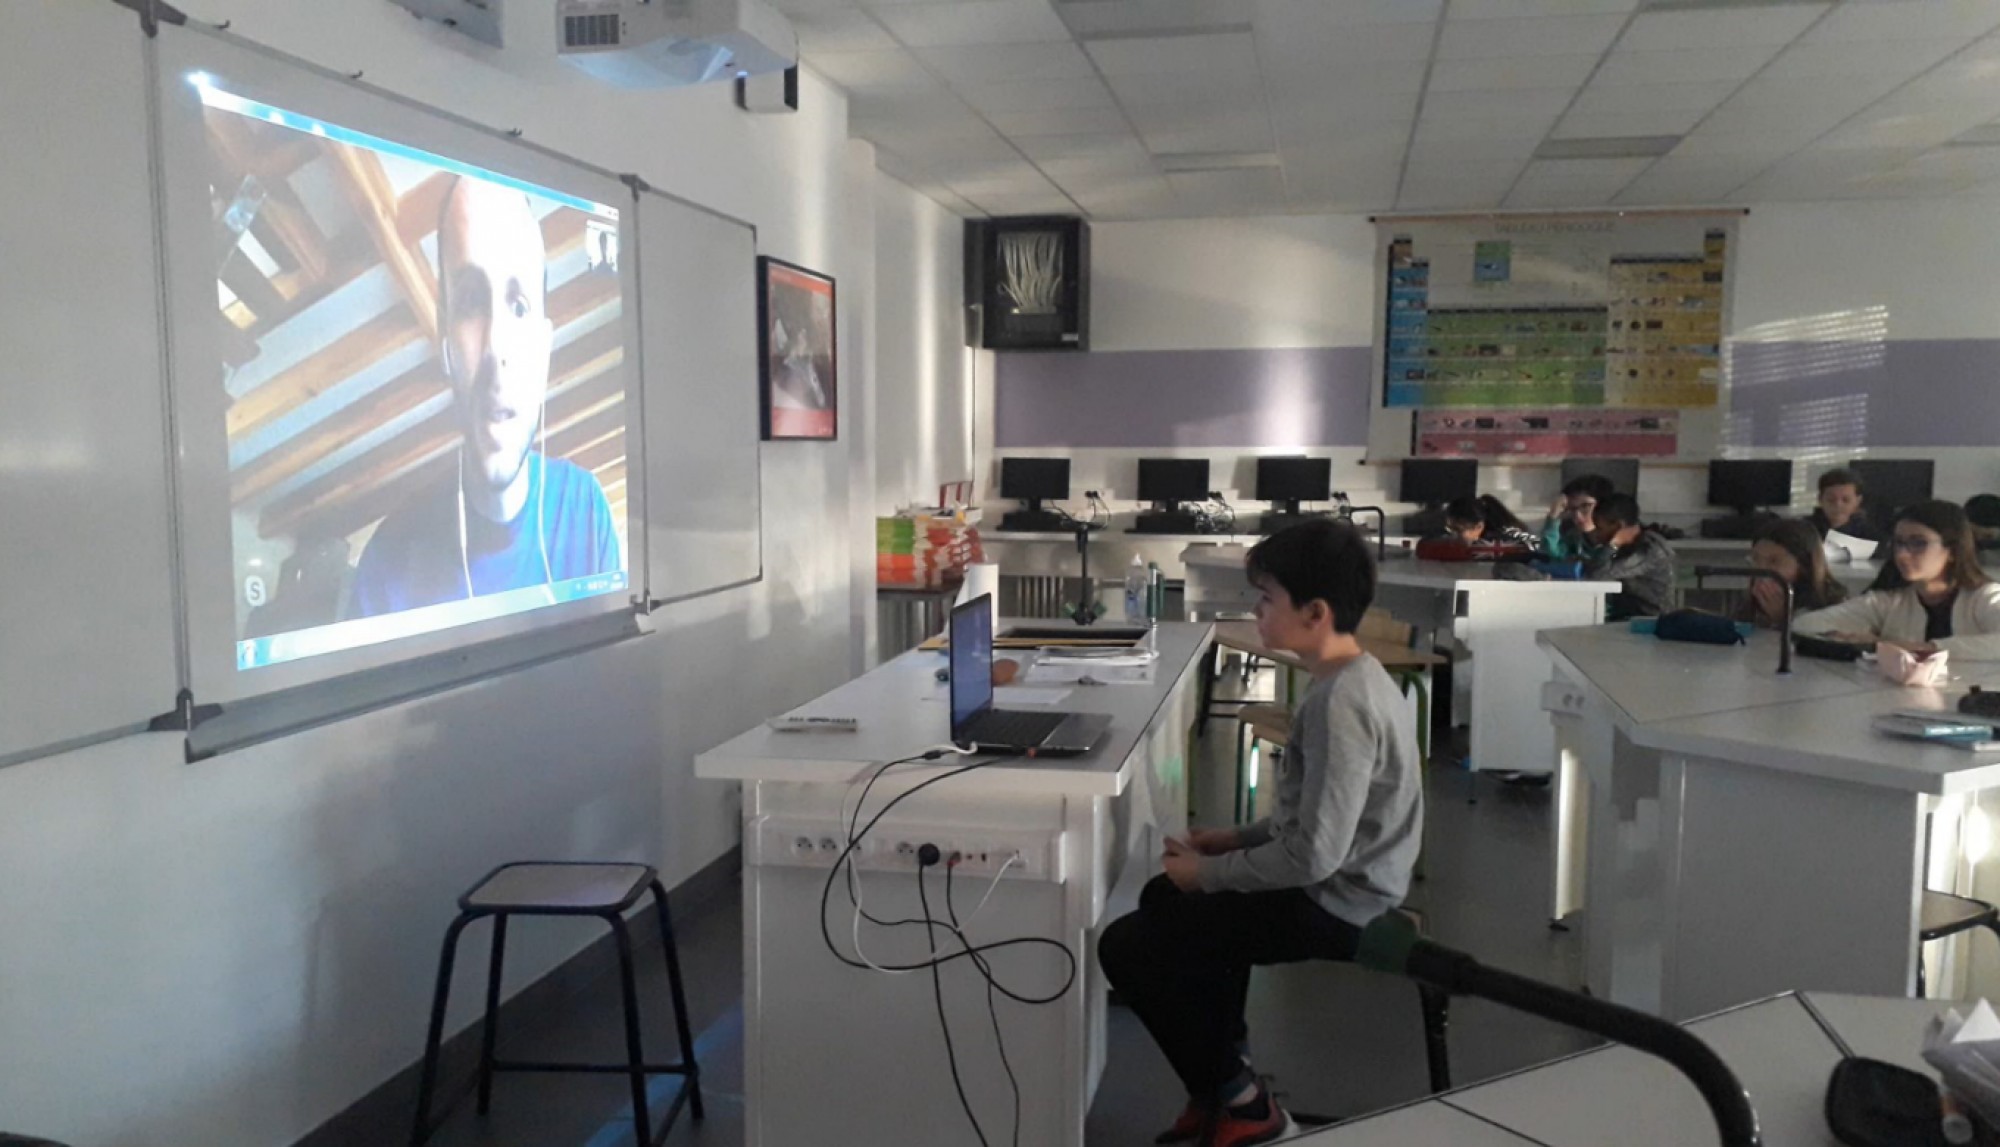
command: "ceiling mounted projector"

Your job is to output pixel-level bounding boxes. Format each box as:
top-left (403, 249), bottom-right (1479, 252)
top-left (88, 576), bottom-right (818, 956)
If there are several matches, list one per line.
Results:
top-left (556, 0), bottom-right (797, 88)
top-left (389, 0), bottom-right (505, 47)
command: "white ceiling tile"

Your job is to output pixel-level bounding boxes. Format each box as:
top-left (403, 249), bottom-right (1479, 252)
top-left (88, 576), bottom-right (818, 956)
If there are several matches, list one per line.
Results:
top-left (1614, 157), bottom-right (1765, 204)
top-left (1511, 156), bottom-right (1652, 186)
top-left (956, 76), bottom-right (1116, 114)
top-left (1903, 145), bottom-right (2000, 182)
top-left (1407, 133), bottom-right (1540, 163)
top-left (1254, 21), bottom-right (1438, 65)
top-left (1067, 176), bottom-right (1181, 218)
top-left (1818, 105), bottom-right (2000, 151)
top-left (1421, 87), bottom-right (1580, 122)
top-left (912, 41), bottom-right (1097, 83)
top-left (1669, 123), bottom-right (1825, 159)
top-left (988, 106), bottom-right (1136, 135)
top-left (1592, 45), bottom-right (1787, 87)
top-left (968, 192), bottom-right (1081, 215)
top-left (1554, 106), bottom-right (1709, 139)
top-left (1057, 0), bottom-right (1254, 38)
top-left (1039, 149), bottom-right (1161, 181)
top-left (1275, 119), bottom-right (1411, 153)
top-left (793, 9), bottom-right (902, 52)
top-left (1103, 69), bottom-right (1268, 106)
top-left (905, 183), bottom-right (980, 216)
top-left (1253, 0), bottom-right (1442, 27)
top-left (772, 0), bottom-right (867, 12)
top-left (1436, 14), bottom-right (1627, 59)
top-left (880, 149), bottom-right (1038, 184)
top-left (1803, 0), bottom-right (2000, 45)
top-left (1398, 162), bottom-right (1522, 208)
top-left (1618, 4), bottom-right (1827, 52)
top-left (807, 49), bottom-right (938, 92)
top-left (851, 93), bottom-right (990, 136)
top-left (1450, 0), bottom-right (1637, 17)
top-left (1426, 54), bottom-right (1603, 92)
top-left (1412, 110), bottom-right (1560, 144)
top-left (1568, 81), bottom-right (1736, 116)
top-left (1760, 38), bottom-right (1961, 82)
top-left (1264, 55), bottom-right (1431, 94)
top-left (1166, 167), bottom-right (1287, 212)
top-left (947, 167), bottom-right (1062, 196)
top-left (1697, 94), bottom-right (1872, 140)
top-left (865, 0), bottom-right (1072, 47)
top-left (1130, 103), bottom-right (1276, 153)
top-left (1014, 132), bottom-right (1150, 161)
top-left (1084, 31), bottom-right (1259, 75)
top-left (1723, 74), bottom-right (1907, 111)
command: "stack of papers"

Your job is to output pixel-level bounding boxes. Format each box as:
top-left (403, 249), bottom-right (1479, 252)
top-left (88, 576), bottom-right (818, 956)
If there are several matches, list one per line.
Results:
top-left (1026, 648), bottom-right (1158, 685)
top-left (1825, 529), bottom-right (1876, 563)
top-left (1924, 1001), bottom-right (2000, 1135)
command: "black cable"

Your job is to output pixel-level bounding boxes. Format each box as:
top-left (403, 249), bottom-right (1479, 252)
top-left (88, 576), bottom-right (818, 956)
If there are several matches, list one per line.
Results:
top-left (818, 755), bottom-right (1078, 999)
top-left (947, 859), bottom-right (1021, 1147)
top-left (919, 859), bottom-right (990, 1147)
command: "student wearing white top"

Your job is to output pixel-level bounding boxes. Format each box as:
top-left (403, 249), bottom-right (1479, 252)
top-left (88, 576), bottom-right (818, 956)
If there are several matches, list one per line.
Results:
top-left (1794, 500), bottom-right (2000, 660)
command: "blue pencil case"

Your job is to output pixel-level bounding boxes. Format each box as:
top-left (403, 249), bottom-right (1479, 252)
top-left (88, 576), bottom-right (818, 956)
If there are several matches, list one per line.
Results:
top-left (1630, 615), bottom-right (1754, 641)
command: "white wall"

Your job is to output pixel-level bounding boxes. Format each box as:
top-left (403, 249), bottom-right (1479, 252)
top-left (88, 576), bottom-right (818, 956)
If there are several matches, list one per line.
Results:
top-left (872, 171), bottom-right (972, 514)
top-left (982, 202), bottom-right (2000, 520)
top-left (0, 3), bottom-right (866, 1145)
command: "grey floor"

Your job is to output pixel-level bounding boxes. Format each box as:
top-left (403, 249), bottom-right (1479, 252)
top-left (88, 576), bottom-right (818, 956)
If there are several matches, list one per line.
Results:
top-left (388, 663), bottom-right (1599, 1147)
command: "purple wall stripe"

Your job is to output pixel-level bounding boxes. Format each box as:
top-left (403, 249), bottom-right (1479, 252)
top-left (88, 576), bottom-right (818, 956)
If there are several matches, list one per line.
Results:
top-left (1727, 339), bottom-right (2000, 449)
top-left (994, 347), bottom-right (1373, 449)
top-left (997, 339), bottom-right (2000, 450)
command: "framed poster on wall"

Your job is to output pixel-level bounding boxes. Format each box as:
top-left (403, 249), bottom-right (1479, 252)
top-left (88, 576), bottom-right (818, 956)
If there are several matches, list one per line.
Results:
top-left (758, 256), bottom-right (837, 441)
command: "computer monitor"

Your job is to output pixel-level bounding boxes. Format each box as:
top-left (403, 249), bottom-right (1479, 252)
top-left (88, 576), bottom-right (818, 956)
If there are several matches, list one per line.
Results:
top-left (1400, 458), bottom-right (1478, 509)
top-left (1561, 457), bottom-right (1640, 497)
top-left (1707, 460), bottom-right (1793, 515)
top-left (1137, 459), bottom-right (1210, 507)
top-left (1847, 459), bottom-right (1935, 521)
top-left (999, 457), bottom-right (1070, 512)
top-left (1255, 457), bottom-right (1333, 515)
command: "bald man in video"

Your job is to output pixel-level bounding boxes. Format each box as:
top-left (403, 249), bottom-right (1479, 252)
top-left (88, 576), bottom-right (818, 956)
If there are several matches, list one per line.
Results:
top-left (348, 175), bottom-right (621, 619)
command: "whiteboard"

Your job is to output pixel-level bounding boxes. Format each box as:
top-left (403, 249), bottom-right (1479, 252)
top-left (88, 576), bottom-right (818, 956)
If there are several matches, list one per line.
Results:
top-left (0, 0), bottom-right (181, 764)
top-left (636, 186), bottom-right (763, 604)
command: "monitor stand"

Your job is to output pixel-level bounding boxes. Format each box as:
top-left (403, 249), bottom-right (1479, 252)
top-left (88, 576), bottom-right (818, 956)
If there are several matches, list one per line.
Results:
top-left (998, 498), bottom-right (1068, 533)
top-left (1258, 499), bottom-right (1328, 534)
top-left (1698, 508), bottom-right (1777, 540)
top-left (1131, 503), bottom-right (1203, 535)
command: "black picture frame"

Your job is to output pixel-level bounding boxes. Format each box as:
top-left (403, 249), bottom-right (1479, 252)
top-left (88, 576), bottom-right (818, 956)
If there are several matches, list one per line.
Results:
top-left (757, 255), bottom-right (838, 441)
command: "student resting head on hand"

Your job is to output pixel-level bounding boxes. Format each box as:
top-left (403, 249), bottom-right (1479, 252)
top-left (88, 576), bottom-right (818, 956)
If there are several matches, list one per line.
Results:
top-left (1794, 500), bottom-right (2000, 659)
top-left (1739, 518), bottom-right (1846, 629)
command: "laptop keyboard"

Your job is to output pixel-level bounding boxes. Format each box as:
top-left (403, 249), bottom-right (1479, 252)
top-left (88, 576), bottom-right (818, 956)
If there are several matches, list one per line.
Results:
top-left (964, 709), bottom-right (1067, 746)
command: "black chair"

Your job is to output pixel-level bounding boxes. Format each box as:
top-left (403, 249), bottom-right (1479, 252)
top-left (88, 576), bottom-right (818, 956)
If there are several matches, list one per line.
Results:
top-left (1290, 908), bottom-right (1452, 1128)
top-left (1918, 889), bottom-right (2000, 996)
top-left (410, 862), bottom-right (703, 1147)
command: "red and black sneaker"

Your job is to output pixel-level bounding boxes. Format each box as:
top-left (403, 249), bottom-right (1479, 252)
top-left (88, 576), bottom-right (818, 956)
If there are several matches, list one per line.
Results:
top-left (1154, 1100), bottom-right (1212, 1144)
top-left (1200, 1084), bottom-right (1293, 1147)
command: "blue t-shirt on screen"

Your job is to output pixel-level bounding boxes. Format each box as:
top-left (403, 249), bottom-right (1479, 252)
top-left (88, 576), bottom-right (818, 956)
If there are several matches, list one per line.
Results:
top-left (348, 453), bottom-right (622, 619)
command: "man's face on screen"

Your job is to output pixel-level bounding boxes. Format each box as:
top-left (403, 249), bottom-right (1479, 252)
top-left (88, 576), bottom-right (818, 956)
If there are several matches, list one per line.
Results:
top-left (439, 178), bottom-right (553, 505)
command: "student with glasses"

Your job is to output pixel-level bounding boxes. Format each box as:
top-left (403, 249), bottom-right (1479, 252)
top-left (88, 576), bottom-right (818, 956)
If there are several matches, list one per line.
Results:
top-left (1794, 500), bottom-right (2000, 659)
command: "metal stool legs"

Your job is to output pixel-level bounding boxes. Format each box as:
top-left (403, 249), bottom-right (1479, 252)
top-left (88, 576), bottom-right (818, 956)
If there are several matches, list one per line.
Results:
top-left (1419, 984), bottom-right (1452, 1092)
top-left (651, 880), bottom-right (707, 1121)
top-left (476, 916), bottom-right (507, 1114)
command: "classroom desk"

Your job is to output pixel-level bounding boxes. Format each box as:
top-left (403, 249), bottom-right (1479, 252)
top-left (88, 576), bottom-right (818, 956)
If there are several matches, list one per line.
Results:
top-left (1540, 624), bottom-right (2000, 1020)
top-left (1183, 546), bottom-right (1616, 776)
top-left (1290, 991), bottom-right (1948, 1146)
top-left (694, 622), bottom-right (1213, 1147)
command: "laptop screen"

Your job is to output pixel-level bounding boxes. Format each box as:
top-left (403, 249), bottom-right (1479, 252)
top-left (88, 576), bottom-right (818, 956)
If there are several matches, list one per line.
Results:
top-left (949, 597), bottom-right (994, 734)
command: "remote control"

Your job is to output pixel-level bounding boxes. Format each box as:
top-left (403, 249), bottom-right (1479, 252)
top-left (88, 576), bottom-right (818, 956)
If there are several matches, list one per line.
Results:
top-left (767, 715), bottom-right (860, 733)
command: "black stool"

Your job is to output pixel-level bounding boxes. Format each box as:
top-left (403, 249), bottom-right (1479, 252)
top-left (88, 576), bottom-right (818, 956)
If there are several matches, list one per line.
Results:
top-left (410, 862), bottom-right (703, 1147)
top-left (1291, 908), bottom-right (1451, 1129)
top-left (1918, 889), bottom-right (2000, 996)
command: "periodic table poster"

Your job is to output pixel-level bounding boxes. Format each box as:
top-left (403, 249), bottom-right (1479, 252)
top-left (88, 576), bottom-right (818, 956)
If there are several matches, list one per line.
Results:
top-left (1372, 211), bottom-right (1740, 461)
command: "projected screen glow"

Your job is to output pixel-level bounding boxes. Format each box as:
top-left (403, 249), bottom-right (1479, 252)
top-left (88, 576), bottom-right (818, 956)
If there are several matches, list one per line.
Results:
top-left (194, 83), bottom-right (630, 672)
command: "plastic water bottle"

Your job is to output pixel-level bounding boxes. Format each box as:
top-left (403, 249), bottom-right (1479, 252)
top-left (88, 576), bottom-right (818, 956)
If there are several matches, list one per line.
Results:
top-left (1125, 555), bottom-right (1147, 622)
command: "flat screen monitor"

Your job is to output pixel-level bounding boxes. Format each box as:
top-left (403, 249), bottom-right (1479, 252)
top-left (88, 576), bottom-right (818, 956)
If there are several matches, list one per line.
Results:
top-left (1137, 458), bottom-right (1209, 504)
top-left (1400, 459), bottom-right (1477, 508)
top-left (1255, 457), bottom-right (1332, 504)
top-left (1847, 459), bottom-right (1935, 517)
top-left (999, 457), bottom-right (1070, 503)
top-left (1707, 460), bottom-right (1793, 513)
top-left (1561, 457), bottom-right (1640, 497)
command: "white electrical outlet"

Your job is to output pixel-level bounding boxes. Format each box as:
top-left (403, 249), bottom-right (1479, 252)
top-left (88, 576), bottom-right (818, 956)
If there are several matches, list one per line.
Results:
top-left (749, 816), bottom-right (1065, 884)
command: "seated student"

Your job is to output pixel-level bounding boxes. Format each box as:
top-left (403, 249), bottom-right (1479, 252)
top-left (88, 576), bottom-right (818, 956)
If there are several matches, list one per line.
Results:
top-left (1541, 474), bottom-right (1615, 560)
top-left (1098, 519), bottom-right (1422, 1147)
top-left (1443, 494), bottom-right (1542, 549)
top-left (1809, 468), bottom-right (1882, 543)
top-left (1738, 518), bottom-right (1847, 629)
top-left (1795, 499), bottom-right (2000, 659)
top-left (1582, 493), bottom-right (1676, 619)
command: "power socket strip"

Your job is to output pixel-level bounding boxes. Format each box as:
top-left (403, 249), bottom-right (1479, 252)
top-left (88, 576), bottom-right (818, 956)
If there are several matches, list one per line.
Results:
top-left (748, 815), bottom-right (1065, 884)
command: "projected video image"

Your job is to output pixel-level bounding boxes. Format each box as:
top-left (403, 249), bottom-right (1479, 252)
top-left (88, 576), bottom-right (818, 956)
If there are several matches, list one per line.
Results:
top-left (196, 84), bottom-right (630, 671)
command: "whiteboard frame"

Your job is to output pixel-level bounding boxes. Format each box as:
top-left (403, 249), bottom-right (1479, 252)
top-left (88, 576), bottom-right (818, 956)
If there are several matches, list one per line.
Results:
top-left (152, 23), bottom-right (649, 707)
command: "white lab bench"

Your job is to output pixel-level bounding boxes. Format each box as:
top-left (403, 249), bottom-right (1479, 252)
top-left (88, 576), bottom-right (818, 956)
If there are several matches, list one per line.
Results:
top-left (694, 621), bottom-right (1213, 1147)
top-left (1540, 624), bottom-right (2000, 1020)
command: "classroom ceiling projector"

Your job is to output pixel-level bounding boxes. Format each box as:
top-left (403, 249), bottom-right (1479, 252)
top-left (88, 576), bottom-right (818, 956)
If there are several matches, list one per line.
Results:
top-left (556, 0), bottom-right (797, 87)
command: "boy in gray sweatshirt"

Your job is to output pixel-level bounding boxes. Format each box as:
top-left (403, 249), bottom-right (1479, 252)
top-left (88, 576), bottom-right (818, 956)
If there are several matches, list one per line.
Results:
top-left (1098, 519), bottom-right (1425, 1147)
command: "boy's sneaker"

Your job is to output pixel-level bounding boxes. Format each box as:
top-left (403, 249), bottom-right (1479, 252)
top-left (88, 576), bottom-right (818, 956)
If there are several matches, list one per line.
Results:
top-left (1201, 1084), bottom-right (1293, 1147)
top-left (1153, 1100), bottom-right (1210, 1144)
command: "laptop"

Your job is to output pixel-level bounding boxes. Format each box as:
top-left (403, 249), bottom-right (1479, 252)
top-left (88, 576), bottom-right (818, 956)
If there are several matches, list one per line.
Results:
top-left (949, 594), bottom-right (1111, 756)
